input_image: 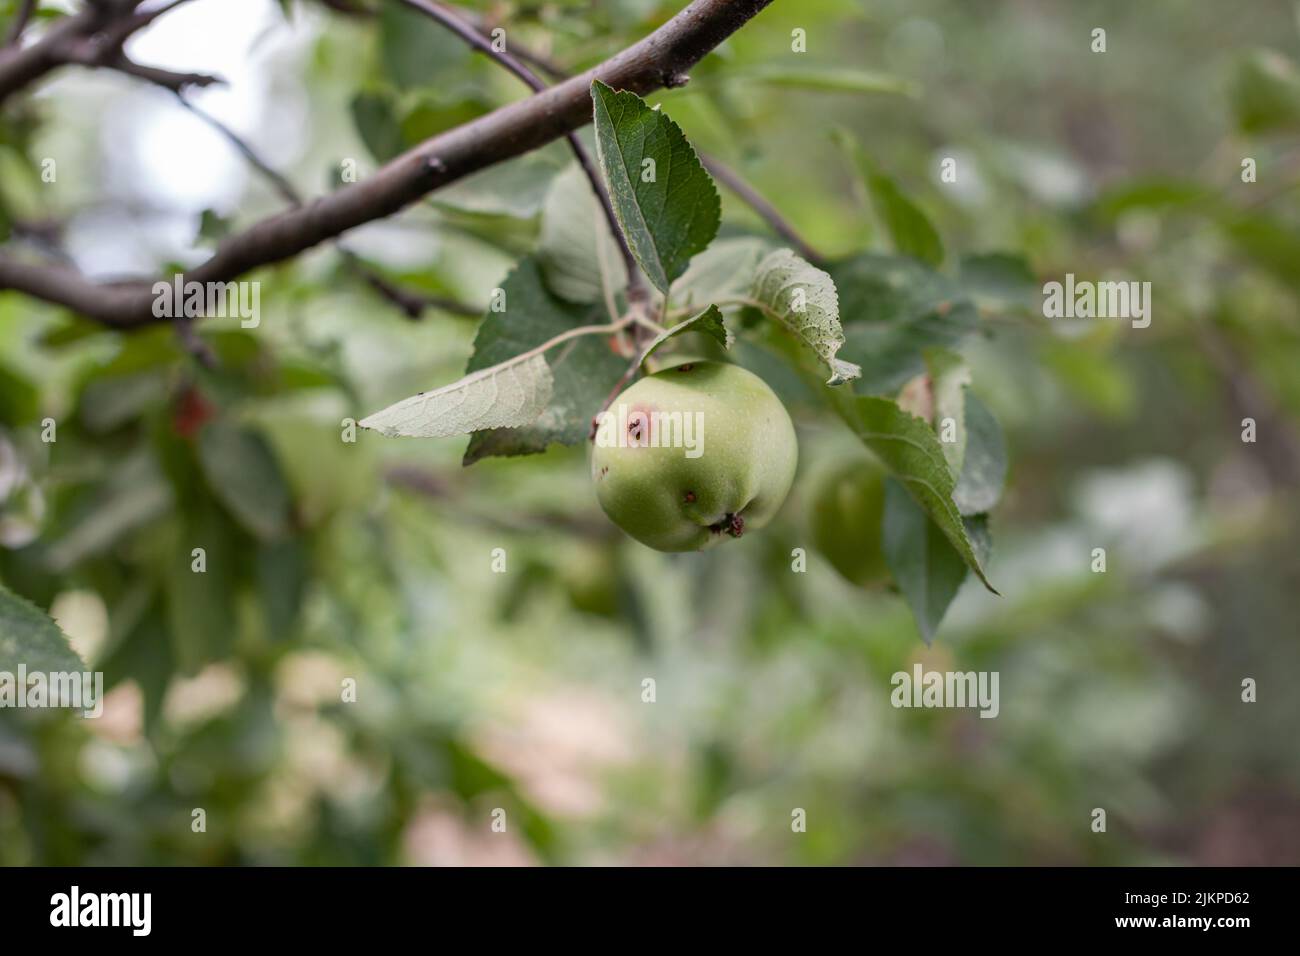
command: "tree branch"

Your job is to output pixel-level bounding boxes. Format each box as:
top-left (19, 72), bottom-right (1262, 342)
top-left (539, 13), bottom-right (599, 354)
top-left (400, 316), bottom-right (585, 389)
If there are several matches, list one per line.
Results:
top-left (423, 6), bottom-right (824, 264)
top-left (177, 93), bottom-right (479, 320)
top-left (0, 0), bottom-right (775, 328)
top-left (0, 1), bottom-right (218, 104)
top-left (396, 0), bottom-right (650, 311)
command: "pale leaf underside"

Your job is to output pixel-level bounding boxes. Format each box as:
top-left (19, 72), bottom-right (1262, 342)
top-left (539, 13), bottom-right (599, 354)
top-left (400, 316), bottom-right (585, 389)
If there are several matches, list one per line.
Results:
top-left (359, 354), bottom-right (553, 439)
top-left (751, 248), bottom-right (862, 385)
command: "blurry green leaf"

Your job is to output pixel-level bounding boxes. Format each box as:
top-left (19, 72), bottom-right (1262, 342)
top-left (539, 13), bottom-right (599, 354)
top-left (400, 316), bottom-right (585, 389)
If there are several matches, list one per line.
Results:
top-left (197, 422), bottom-right (293, 541)
top-left (1219, 212), bottom-right (1300, 291)
top-left (198, 209), bottom-right (231, 242)
top-left (0, 362), bottom-right (38, 425)
top-left (82, 327), bottom-right (179, 377)
top-left (831, 253), bottom-right (978, 394)
top-left (642, 304), bottom-right (731, 367)
top-left (166, 504), bottom-right (239, 675)
top-left (435, 147), bottom-right (564, 219)
top-left (257, 536), bottom-right (308, 641)
top-left (963, 512), bottom-right (992, 569)
top-left (881, 478), bottom-right (968, 645)
top-left (736, 66), bottom-right (919, 97)
top-left (97, 590), bottom-right (172, 734)
top-left (672, 235), bottom-right (772, 311)
top-left (400, 96), bottom-right (490, 151)
top-left (78, 372), bottom-right (167, 433)
top-left (952, 393), bottom-right (1007, 516)
top-left (42, 454), bottom-right (173, 573)
top-left (538, 162), bottom-right (627, 303)
top-left (34, 318), bottom-right (106, 350)
top-left (1093, 179), bottom-right (1217, 220)
top-left (835, 129), bottom-right (944, 266)
top-left (444, 738), bottom-right (558, 858)
top-left (924, 348), bottom-right (971, 475)
top-left (959, 252), bottom-right (1040, 314)
top-left (463, 258), bottom-right (625, 464)
top-left (1039, 339), bottom-right (1136, 419)
top-left (590, 81), bottom-right (720, 293)
top-left (750, 248), bottom-right (861, 385)
top-left (378, 1), bottom-right (471, 89)
top-left (1231, 49), bottom-right (1300, 134)
top-left (0, 145), bottom-right (42, 220)
top-left (351, 90), bottom-right (405, 164)
top-left (0, 581), bottom-right (83, 672)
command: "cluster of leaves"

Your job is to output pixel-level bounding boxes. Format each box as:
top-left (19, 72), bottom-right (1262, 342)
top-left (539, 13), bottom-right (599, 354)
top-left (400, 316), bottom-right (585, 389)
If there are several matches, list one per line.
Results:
top-left (358, 80), bottom-right (1024, 641)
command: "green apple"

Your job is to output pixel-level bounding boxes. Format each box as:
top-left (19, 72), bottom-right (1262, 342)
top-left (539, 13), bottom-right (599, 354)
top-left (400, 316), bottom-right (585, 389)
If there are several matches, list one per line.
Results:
top-left (591, 360), bottom-right (797, 552)
top-left (809, 455), bottom-right (890, 587)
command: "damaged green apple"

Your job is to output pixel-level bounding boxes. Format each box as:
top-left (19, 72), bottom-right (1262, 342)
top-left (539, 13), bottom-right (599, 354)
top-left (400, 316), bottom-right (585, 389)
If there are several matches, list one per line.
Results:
top-left (591, 360), bottom-right (797, 552)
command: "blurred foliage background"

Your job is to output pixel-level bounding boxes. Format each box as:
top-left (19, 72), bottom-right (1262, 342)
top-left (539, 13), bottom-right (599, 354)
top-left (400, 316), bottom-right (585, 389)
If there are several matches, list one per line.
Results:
top-left (2, 0), bottom-right (1299, 865)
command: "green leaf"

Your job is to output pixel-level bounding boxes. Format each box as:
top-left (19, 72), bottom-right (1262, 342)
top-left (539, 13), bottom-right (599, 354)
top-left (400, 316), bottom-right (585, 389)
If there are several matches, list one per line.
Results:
top-left (672, 236), bottom-right (773, 311)
top-left (0, 362), bottom-right (38, 426)
top-left (436, 147), bottom-right (565, 219)
top-left (41, 453), bottom-right (173, 573)
top-left (881, 478), bottom-right (969, 645)
top-left (198, 208), bottom-right (231, 242)
top-left (78, 372), bottom-right (167, 433)
top-left (750, 248), bottom-right (861, 385)
top-left (738, 65), bottom-right (919, 98)
top-left (959, 252), bottom-right (1040, 315)
top-left (350, 90), bottom-right (404, 163)
top-left (589, 81), bottom-right (720, 293)
top-left (98, 596), bottom-right (172, 734)
top-left (166, 504), bottom-right (238, 676)
top-left (1218, 212), bottom-right (1300, 292)
top-left (538, 162), bottom-right (627, 303)
top-left (963, 513), bottom-right (993, 569)
top-left (360, 352), bottom-right (553, 439)
top-left (642, 304), bottom-right (731, 366)
top-left (1093, 180), bottom-right (1218, 220)
top-left (830, 253), bottom-right (979, 395)
top-left (953, 393), bottom-right (1008, 516)
top-left (400, 96), bottom-right (491, 155)
top-left (197, 422), bottom-right (293, 541)
top-left (835, 394), bottom-right (996, 593)
top-left (1231, 49), bottom-right (1300, 135)
top-left (924, 348), bottom-right (971, 476)
top-left (378, 1), bottom-right (471, 90)
top-left (257, 537), bottom-right (308, 642)
top-left (835, 129), bottom-right (944, 266)
top-left (463, 258), bottom-right (626, 464)
top-left (0, 581), bottom-right (84, 673)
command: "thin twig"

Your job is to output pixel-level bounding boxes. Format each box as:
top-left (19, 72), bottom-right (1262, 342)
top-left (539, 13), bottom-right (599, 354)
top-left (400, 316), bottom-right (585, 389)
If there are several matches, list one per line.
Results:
top-left (701, 156), bottom-right (823, 263)
top-left (12, 0), bottom-right (223, 97)
top-left (175, 314), bottom-right (219, 367)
